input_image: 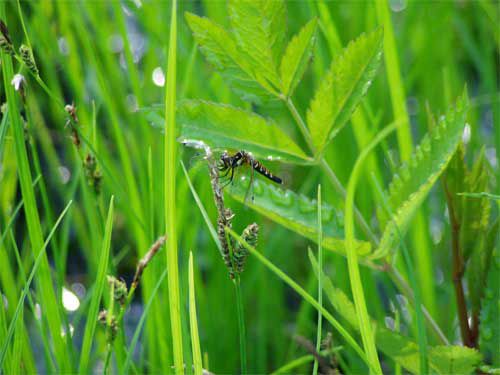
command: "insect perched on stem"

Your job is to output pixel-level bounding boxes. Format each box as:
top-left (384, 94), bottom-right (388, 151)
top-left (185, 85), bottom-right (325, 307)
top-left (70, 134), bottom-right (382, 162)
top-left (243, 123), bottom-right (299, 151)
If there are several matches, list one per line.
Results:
top-left (218, 150), bottom-right (282, 201)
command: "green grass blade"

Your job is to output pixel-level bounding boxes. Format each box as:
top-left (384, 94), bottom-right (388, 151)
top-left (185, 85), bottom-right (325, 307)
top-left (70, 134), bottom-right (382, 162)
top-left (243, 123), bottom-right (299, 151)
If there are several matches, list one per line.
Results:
top-left (226, 227), bottom-right (377, 373)
top-left (188, 252), bottom-right (203, 375)
top-left (0, 11), bottom-right (72, 371)
top-left (165, 1), bottom-right (184, 373)
top-left (344, 122), bottom-right (398, 374)
top-left (0, 200), bottom-right (73, 368)
top-left (312, 185), bottom-right (323, 375)
top-left (181, 161), bottom-right (220, 249)
top-left (121, 270), bottom-right (168, 375)
top-left (78, 196), bottom-right (114, 374)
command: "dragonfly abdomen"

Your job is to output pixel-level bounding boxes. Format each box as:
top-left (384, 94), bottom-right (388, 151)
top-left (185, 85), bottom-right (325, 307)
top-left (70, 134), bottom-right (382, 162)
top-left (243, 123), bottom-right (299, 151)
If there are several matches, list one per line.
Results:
top-left (251, 160), bottom-right (283, 184)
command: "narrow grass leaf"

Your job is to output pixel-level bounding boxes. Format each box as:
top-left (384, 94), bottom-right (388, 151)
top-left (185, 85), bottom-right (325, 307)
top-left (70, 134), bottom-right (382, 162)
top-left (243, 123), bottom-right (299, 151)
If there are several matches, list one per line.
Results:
top-left (188, 252), bottom-right (203, 375)
top-left (121, 270), bottom-right (168, 375)
top-left (344, 123), bottom-right (397, 374)
top-left (227, 177), bottom-right (371, 256)
top-left (309, 251), bottom-right (479, 374)
top-left (0, 201), bottom-right (73, 368)
top-left (375, 90), bottom-right (469, 259)
top-left (78, 196), bottom-right (114, 375)
top-left (306, 28), bottom-right (383, 156)
top-left (226, 228), bottom-right (377, 372)
top-left (280, 18), bottom-right (318, 97)
top-left (1, 23), bottom-right (72, 371)
top-left (313, 185), bottom-right (323, 375)
top-left (165, 2), bottom-right (184, 373)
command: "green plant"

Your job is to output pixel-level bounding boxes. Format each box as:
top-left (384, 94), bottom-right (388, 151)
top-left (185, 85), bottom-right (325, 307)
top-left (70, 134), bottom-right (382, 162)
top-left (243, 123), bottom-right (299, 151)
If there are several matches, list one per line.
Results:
top-left (0, 1), bottom-right (497, 374)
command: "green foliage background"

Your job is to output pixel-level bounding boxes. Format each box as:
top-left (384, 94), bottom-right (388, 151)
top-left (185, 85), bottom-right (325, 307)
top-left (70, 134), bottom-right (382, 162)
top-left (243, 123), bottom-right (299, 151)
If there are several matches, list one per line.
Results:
top-left (0, 1), bottom-right (498, 374)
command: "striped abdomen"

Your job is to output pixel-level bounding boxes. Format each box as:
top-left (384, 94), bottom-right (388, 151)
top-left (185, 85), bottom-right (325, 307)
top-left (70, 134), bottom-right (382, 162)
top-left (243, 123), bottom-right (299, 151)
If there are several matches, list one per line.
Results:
top-left (250, 159), bottom-right (282, 184)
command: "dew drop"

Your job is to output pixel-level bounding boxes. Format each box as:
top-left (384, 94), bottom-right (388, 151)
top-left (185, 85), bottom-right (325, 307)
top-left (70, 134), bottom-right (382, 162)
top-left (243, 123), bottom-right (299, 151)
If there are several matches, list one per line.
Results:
top-left (462, 123), bottom-right (471, 144)
top-left (152, 67), bottom-right (165, 87)
top-left (252, 180), bottom-right (264, 196)
top-left (58, 37), bottom-right (69, 56)
top-left (321, 206), bottom-right (333, 222)
top-left (298, 195), bottom-right (315, 213)
top-left (62, 287), bottom-right (80, 312)
top-left (58, 166), bottom-right (71, 184)
top-left (269, 185), bottom-right (292, 206)
top-left (385, 316), bottom-right (396, 331)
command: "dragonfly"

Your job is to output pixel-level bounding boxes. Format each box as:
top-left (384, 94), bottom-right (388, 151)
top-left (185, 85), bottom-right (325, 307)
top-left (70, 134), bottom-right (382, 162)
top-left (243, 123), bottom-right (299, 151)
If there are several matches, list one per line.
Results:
top-left (218, 150), bottom-right (282, 201)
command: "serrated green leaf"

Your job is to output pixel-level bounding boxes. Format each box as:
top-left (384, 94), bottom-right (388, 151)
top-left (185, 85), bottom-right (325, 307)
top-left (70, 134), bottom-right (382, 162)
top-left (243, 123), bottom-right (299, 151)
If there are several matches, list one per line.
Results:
top-left (227, 177), bottom-right (371, 256)
top-left (228, 0), bottom-right (286, 90)
top-left (280, 18), bottom-right (318, 97)
top-left (306, 28), bottom-right (383, 156)
top-left (177, 99), bottom-right (312, 165)
top-left (375, 90), bottom-right (470, 259)
top-left (479, 230), bottom-right (500, 367)
top-left (309, 251), bottom-right (481, 374)
top-left (185, 12), bottom-right (273, 104)
top-left (429, 346), bottom-right (482, 375)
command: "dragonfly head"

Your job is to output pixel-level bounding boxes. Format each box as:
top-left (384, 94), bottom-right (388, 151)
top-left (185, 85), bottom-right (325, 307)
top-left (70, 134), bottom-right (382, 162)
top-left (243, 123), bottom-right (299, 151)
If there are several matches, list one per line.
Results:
top-left (219, 151), bottom-right (232, 169)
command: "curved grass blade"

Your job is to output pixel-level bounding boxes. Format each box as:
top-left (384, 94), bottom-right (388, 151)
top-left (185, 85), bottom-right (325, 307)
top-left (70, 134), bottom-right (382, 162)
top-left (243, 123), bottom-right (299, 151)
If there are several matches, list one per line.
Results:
top-left (227, 176), bottom-right (371, 256)
top-left (344, 123), bottom-right (398, 374)
top-left (121, 270), bottom-right (168, 375)
top-left (0, 200), bottom-right (73, 368)
top-left (375, 90), bottom-right (469, 259)
top-left (309, 251), bottom-right (480, 374)
top-left (188, 252), bottom-right (203, 375)
top-left (78, 196), bottom-right (114, 375)
top-left (226, 228), bottom-right (377, 373)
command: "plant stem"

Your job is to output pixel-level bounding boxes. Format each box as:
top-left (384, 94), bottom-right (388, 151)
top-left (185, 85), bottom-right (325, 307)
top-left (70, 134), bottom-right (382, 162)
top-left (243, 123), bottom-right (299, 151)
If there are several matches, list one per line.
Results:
top-left (284, 98), bottom-right (379, 246)
top-left (284, 97), bottom-right (316, 152)
top-left (443, 182), bottom-right (472, 347)
top-left (233, 276), bottom-right (247, 375)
